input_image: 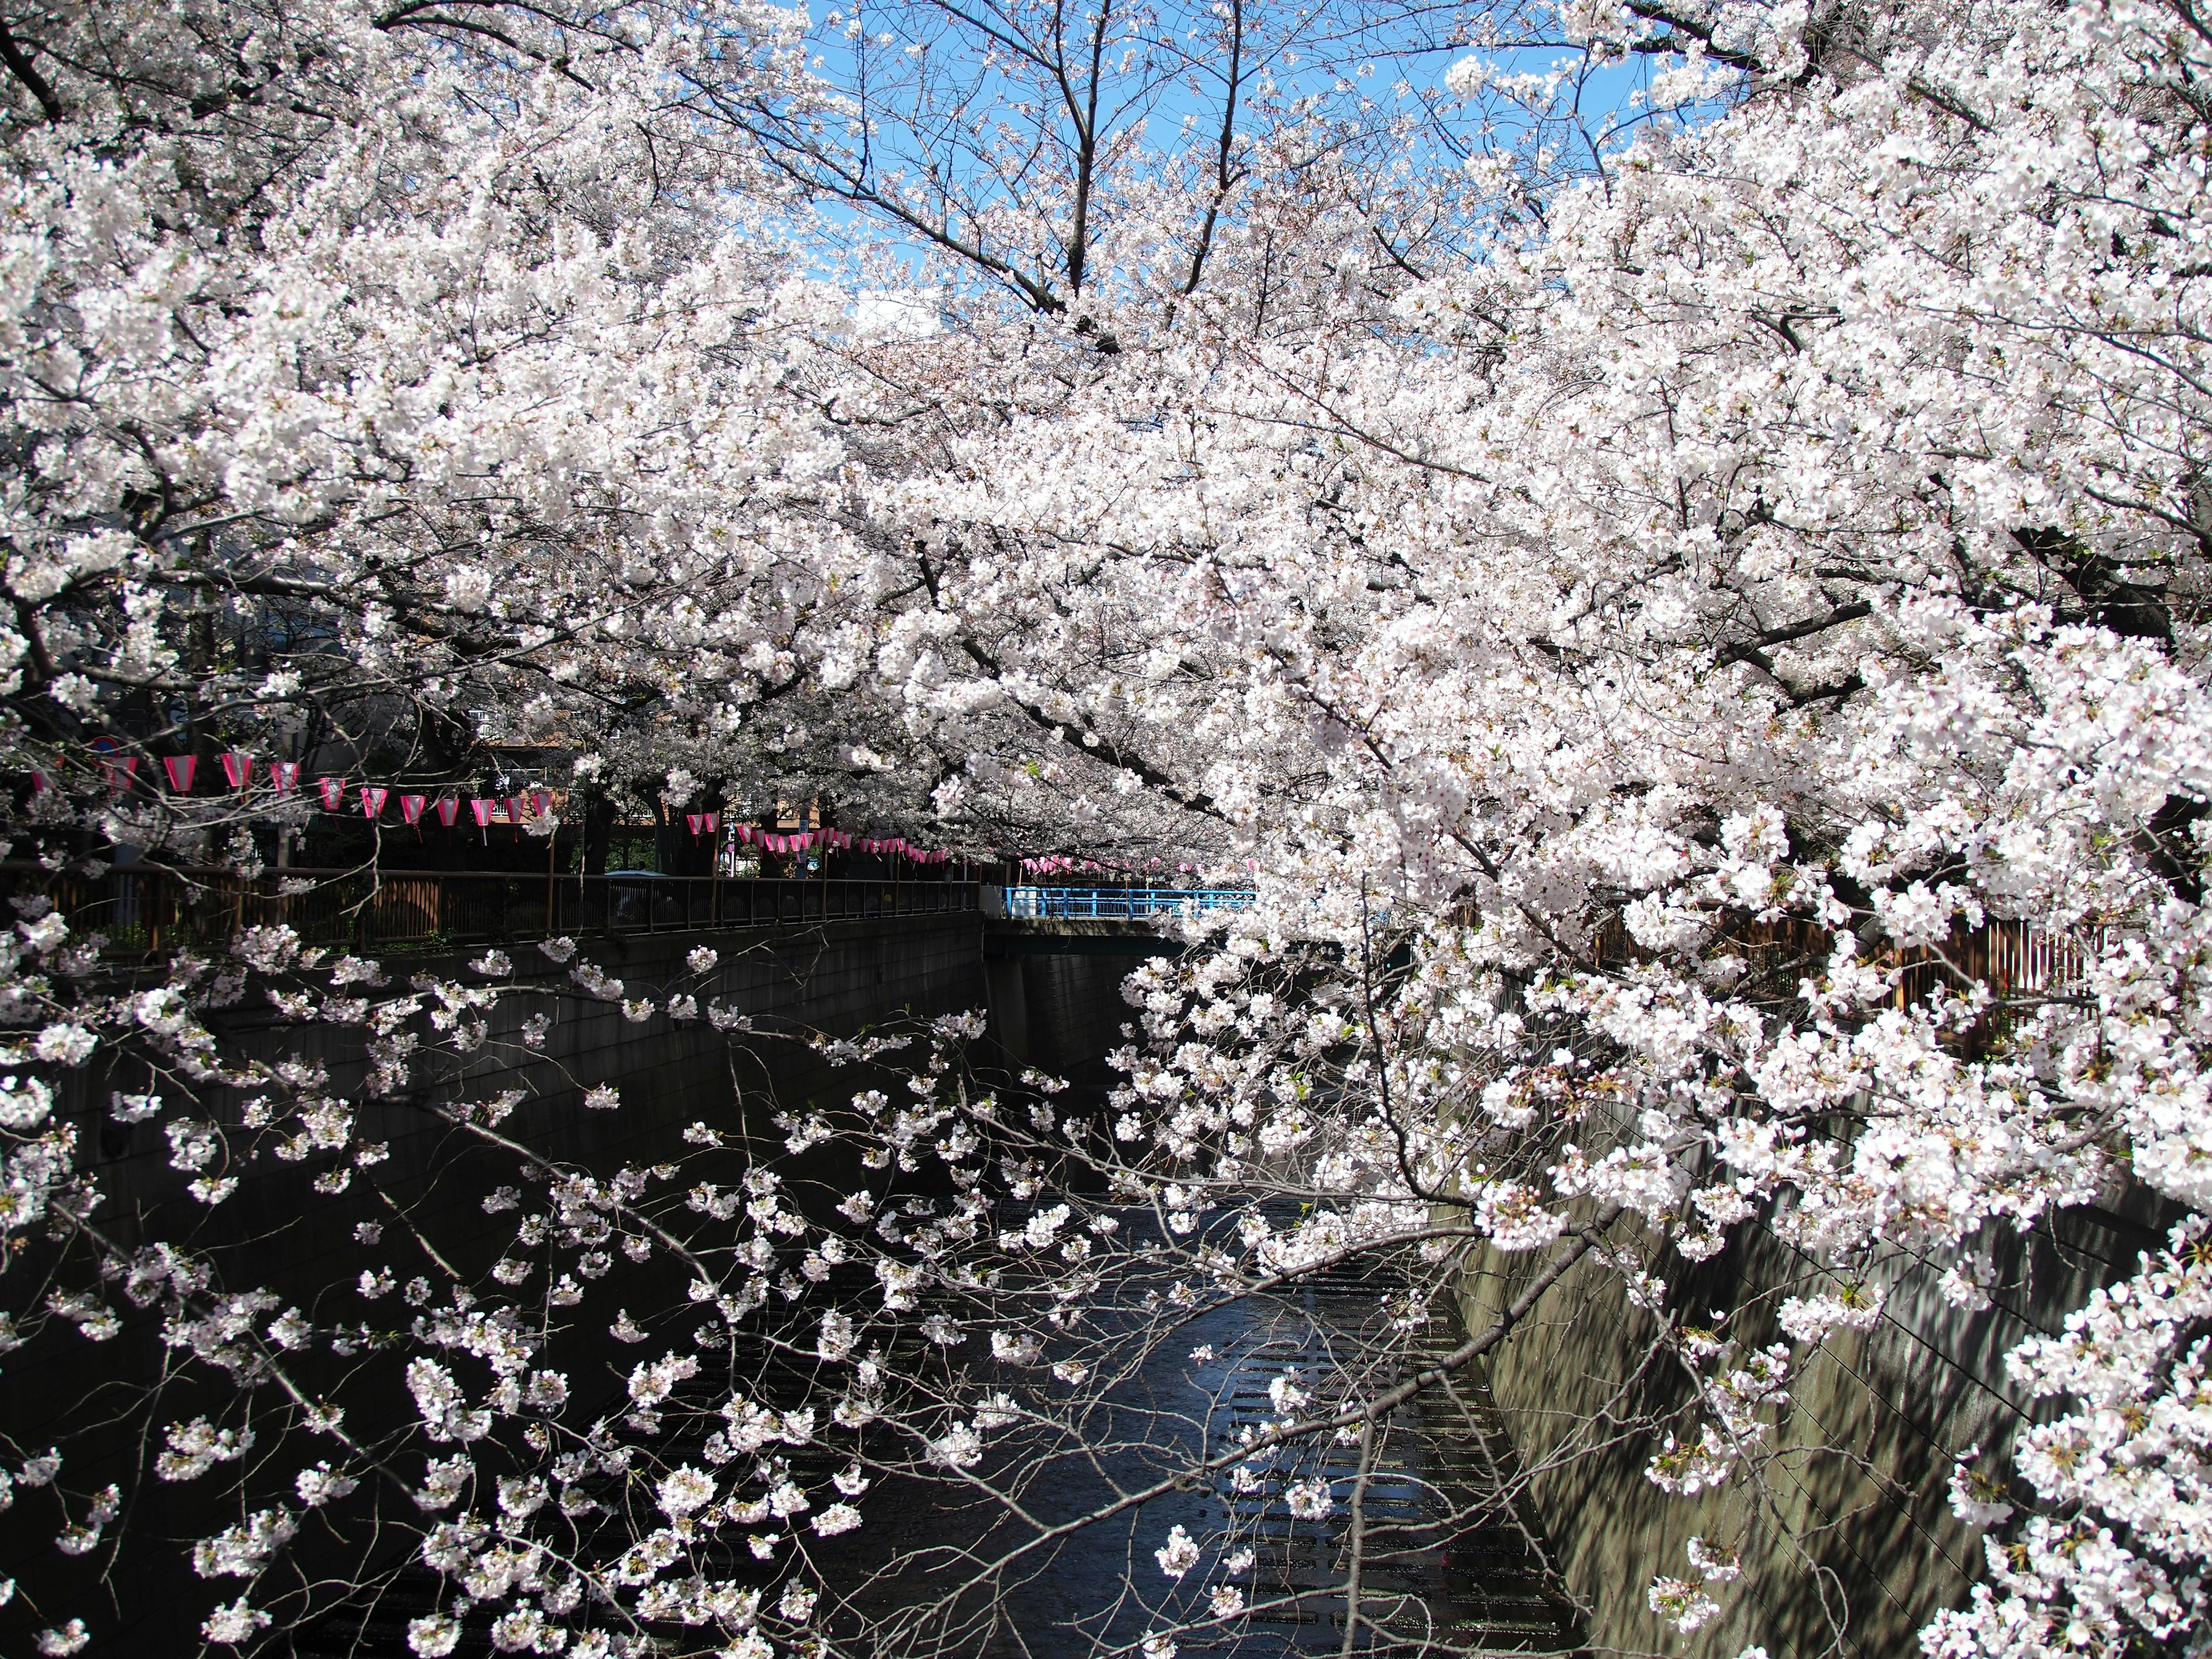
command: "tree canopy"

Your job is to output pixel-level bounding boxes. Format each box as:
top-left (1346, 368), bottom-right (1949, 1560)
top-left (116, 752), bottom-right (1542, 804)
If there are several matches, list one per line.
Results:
top-left (0, 0), bottom-right (2207, 1653)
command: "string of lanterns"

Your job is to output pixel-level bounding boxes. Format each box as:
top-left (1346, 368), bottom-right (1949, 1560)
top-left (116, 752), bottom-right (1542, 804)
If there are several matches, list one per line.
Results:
top-left (1018, 854), bottom-right (1214, 877)
top-left (81, 753), bottom-right (564, 831)
top-left (39, 751), bottom-right (1234, 877)
top-left (689, 818), bottom-right (957, 864)
top-left (43, 750), bottom-right (976, 863)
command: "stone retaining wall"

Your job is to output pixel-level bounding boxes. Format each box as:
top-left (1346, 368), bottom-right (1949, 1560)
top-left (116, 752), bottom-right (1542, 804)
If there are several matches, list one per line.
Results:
top-left (1459, 1180), bottom-right (2171, 1658)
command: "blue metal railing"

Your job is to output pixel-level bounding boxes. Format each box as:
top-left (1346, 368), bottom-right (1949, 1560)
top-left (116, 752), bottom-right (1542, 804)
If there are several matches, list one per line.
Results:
top-left (1005, 887), bottom-right (1257, 920)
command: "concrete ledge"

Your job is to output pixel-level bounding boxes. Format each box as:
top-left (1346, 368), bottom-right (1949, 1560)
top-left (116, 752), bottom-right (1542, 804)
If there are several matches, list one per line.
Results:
top-left (986, 919), bottom-right (1183, 957)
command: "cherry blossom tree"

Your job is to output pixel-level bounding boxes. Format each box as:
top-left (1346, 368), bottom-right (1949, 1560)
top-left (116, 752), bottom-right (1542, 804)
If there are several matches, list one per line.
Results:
top-left (821, 0), bottom-right (2212, 1650)
top-left (3, 0), bottom-right (2211, 1653)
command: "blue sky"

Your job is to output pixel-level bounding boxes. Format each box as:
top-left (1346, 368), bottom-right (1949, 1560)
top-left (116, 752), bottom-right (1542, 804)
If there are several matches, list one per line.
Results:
top-left (757, 0), bottom-right (1698, 292)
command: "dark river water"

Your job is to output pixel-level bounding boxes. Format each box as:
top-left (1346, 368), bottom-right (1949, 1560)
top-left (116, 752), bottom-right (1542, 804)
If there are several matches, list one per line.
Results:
top-left (294, 1262), bottom-right (1577, 1659)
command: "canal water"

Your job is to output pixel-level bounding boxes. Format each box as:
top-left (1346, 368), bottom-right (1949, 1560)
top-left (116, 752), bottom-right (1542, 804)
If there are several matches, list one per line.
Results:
top-left (297, 1045), bottom-right (1578, 1659)
top-left (296, 1252), bottom-right (1578, 1658)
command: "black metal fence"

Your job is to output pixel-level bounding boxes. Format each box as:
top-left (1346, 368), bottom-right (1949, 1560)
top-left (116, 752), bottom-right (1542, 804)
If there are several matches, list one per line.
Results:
top-left (7, 866), bottom-right (979, 957)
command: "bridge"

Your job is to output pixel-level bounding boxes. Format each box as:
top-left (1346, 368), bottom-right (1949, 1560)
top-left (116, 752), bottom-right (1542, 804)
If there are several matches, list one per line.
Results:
top-left (999, 885), bottom-right (1256, 920)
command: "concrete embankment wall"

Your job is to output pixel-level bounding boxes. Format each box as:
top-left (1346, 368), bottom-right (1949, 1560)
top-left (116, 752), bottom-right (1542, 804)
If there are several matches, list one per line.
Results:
top-left (1460, 1179), bottom-right (2172, 1659)
top-left (982, 926), bottom-right (1156, 1077)
top-left (5, 913), bottom-right (987, 1650)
